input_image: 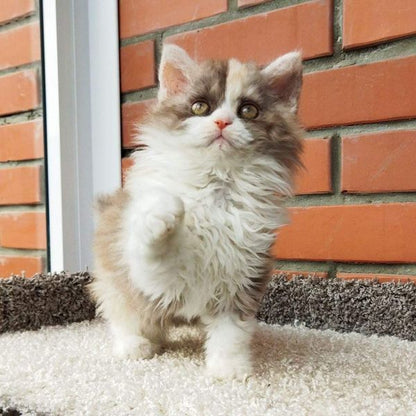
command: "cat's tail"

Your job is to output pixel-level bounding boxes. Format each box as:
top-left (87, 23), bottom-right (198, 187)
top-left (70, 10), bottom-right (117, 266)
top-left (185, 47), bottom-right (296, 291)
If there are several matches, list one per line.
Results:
top-left (94, 189), bottom-right (127, 215)
top-left (94, 195), bottom-right (112, 213)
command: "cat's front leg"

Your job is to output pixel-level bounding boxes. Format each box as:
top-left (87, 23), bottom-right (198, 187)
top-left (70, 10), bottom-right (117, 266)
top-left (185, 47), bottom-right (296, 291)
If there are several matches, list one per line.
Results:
top-left (134, 190), bottom-right (185, 251)
top-left (204, 313), bottom-right (255, 380)
top-left (127, 189), bottom-right (185, 291)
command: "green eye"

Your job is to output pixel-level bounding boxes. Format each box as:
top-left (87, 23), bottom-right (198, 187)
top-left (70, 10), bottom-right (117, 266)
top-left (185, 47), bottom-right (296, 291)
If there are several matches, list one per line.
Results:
top-left (191, 101), bottom-right (210, 116)
top-left (238, 103), bottom-right (259, 120)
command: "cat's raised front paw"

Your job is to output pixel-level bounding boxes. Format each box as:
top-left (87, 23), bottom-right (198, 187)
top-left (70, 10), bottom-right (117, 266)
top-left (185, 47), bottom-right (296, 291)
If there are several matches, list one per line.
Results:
top-left (143, 194), bottom-right (184, 244)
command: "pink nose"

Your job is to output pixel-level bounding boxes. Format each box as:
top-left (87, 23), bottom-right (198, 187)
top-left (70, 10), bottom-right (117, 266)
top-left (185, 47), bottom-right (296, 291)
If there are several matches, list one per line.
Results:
top-left (215, 119), bottom-right (232, 130)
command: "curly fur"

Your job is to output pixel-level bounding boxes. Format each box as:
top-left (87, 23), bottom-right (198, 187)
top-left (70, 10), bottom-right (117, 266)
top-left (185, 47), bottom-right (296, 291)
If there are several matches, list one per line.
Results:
top-left (90, 45), bottom-right (303, 379)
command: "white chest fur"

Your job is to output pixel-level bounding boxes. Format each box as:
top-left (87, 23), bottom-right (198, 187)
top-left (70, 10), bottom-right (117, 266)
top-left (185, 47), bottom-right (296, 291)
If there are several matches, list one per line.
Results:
top-left (124, 153), bottom-right (289, 320)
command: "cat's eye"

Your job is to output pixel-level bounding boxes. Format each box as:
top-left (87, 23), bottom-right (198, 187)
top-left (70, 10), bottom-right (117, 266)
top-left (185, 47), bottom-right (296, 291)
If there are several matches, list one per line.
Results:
top-left (191, 101), bottom-right (210, 116)
top-left (238, 103), bottom-right (259, 120)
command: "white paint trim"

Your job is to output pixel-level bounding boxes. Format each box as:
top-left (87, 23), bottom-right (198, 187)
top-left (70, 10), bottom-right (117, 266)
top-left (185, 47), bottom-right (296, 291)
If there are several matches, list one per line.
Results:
top-left (42, 0), bottom-right (121, 273)
top-left (42, 0), bottom-right (64, 272)
top-left (89, 0), bottom-right (122, 196)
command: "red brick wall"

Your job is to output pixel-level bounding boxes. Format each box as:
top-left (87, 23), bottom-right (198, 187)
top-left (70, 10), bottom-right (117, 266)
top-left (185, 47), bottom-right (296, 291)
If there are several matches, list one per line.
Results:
top-left (0, 0), bottom-right (46, 278)
top-left (119, 0), bottom-right (416, 283)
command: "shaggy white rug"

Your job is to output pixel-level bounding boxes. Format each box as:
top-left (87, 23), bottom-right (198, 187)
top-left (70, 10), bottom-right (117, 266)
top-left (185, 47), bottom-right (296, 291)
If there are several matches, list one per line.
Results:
top-left (0, 319), bottom-right (415, 416)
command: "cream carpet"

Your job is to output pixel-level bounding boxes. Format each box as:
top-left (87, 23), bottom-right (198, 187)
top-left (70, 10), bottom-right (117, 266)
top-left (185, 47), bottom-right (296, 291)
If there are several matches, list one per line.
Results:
top-left (0, 319), bottom-right (415, 416)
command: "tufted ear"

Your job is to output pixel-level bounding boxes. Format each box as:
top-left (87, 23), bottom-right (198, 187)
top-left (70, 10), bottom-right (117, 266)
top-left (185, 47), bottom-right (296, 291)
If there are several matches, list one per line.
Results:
top-left (158, 44), bottom-right (197, 102)
top-left (261, 51), bottom-right (303, 113)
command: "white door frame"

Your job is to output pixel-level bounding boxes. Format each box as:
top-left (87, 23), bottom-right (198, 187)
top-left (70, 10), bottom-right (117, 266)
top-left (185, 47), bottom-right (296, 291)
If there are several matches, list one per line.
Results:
top-left (42, 0), bottom-right (121, 273)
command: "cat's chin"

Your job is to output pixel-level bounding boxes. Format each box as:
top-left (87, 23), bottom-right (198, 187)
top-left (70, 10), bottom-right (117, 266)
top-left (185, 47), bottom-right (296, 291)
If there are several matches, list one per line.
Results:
top-left (212, 139), bottom-right (229, 150)
top-left (208, 134), bottom-right (234, 150)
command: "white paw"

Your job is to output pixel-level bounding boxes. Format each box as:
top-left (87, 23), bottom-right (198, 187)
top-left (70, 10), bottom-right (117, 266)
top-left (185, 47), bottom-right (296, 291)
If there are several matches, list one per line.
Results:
top-left (143, 194), bottom-right (184, 244)
top-left (206, 355), bottom-right (253, 381)
top-left (113, 335), bottom-right (158, 360)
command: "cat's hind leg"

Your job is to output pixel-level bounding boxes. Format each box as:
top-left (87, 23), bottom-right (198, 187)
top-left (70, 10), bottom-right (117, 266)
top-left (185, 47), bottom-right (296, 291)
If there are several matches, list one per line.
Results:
top-left (90, 271), bottom-right (164, 360)
top-left (91, 188), bottom-right (171, 360)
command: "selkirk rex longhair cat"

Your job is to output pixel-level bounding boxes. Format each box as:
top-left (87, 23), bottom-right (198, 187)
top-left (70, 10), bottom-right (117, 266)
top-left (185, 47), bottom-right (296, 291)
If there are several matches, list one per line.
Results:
top-left (90, 44), bottom-right (303, 380)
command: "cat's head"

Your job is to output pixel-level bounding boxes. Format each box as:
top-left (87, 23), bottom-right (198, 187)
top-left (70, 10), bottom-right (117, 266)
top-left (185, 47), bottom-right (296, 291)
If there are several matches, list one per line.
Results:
top-left (142, 44), bottom-right (303, 172)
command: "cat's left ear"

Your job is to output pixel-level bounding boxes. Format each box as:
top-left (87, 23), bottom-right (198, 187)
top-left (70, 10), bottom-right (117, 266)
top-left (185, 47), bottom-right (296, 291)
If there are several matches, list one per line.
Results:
top-left (158, 44), bottom-right (197, 102)
top-left (261, 51), bottom-right (303, 113)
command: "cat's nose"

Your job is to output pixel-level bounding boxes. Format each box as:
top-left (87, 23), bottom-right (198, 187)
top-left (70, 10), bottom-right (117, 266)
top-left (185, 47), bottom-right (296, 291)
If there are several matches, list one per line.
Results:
top-left (215, 119), bottom-right (232, 130)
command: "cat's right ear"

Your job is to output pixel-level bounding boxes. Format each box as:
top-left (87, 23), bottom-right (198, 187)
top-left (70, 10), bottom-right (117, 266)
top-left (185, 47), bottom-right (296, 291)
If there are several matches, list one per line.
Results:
top-left (158, 44), bottom-right (197, 102)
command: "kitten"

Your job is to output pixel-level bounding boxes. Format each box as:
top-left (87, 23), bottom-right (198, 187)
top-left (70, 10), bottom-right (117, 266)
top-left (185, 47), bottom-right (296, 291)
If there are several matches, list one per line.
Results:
top-left (90, 44), bottom-right (303, 380)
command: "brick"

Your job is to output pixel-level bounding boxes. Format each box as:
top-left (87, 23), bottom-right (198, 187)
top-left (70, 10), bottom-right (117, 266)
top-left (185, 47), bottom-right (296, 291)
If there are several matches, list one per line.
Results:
top-left (0, 255), bottom-right (43, 278)
top-left (294, 137), bottom-right (332, 195)
top-left (337, 272), bottom-right (416, 284)
top-left (299, 56), bottom-right (416, 129)
top-left (343, 0), bottom-right (416, 49)
top-left (272, 203), bottom-right (416, 263)
top-left (238, 0), bottom-right (269, 8)
top-left (0, 0), bottom-right (35, 24)
top-left (0, 70), bottom-right (39, 116)
top-left (122, 99), bottom-right (155, 148)
top-left (0, 23), bottom-right (41, 71)
top-left (0, 166), bottom-right (42, 205)
top-left (119, 0), bottom-right (227, 38)
top-left (273, 270), bottom-right (329, 279)
top-left (0, 212), bottom-right (46, 249)
top-left (120, 41), bottom-right (156, 93)
top-left (121, 157), bottom-right (134, 185)
top-left (0, 120), bottom-right (43, 162)
top-left (167, 0), bottom-right (333, 64)
top-left (341, 130), bottom-right (416, 193)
